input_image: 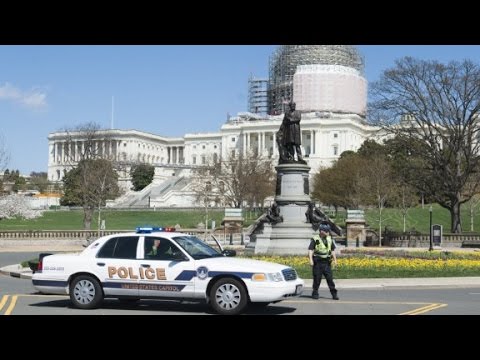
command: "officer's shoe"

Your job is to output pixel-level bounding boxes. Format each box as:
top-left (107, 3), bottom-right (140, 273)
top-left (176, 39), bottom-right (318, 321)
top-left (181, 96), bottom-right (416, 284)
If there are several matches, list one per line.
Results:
top-left (312, 291), bottom-right (319, 299)
top-left (332, 294), bottom-right (339, 300)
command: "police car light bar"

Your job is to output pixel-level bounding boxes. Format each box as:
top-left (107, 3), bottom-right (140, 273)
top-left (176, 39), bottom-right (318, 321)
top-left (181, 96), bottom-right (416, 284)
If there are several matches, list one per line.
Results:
top-left (135, 226), bottom-right (176, 233)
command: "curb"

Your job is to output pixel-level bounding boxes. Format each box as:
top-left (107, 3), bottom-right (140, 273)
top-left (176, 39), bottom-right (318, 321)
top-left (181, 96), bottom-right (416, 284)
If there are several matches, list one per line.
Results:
top-left (0, 266), bottom-right (32, 279)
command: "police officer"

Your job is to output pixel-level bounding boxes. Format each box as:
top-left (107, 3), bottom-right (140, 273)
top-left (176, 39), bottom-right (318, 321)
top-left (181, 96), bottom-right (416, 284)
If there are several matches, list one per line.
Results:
top-left (308, 223), bottom-right (339, 300)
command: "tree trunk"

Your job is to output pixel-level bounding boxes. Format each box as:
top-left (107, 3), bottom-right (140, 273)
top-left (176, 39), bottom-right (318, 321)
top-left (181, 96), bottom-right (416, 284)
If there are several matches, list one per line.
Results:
top-left (471, 205), bottom-right (474, 232)
top-left (403, 213), bottom-right (406, 233)
top-left (83, 207), bottom-right (93, 230)
top-left (450, 202), bottom-right (462, 233)
top-left (378, 209), bottom-right (382, 247)
top-left (97, 206), bottom-right (102, 237)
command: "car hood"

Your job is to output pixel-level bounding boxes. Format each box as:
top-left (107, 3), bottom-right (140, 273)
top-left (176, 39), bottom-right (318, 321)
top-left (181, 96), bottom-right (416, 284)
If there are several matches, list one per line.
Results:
top-left (196, 257), bottom-right (291, 272)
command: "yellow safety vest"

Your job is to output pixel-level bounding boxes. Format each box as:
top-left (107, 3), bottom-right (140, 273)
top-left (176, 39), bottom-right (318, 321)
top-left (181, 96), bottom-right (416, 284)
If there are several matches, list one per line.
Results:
top-left (313, 235), bottom-right (332, 259)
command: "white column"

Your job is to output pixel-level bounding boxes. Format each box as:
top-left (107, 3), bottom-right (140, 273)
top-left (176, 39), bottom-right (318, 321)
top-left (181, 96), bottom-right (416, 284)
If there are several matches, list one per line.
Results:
top-left (63, 142), bottom-right (67, 163)
top-left (310, 130), bottom-right (314, 155)
top-left (261, 132), bottom-right (265, 154)
top-left (49, 143), bottom-right (54, 165)
top-left (176, 147), bottom-right (180, 164)
top-left (243, 133), bottom-right (247, 156)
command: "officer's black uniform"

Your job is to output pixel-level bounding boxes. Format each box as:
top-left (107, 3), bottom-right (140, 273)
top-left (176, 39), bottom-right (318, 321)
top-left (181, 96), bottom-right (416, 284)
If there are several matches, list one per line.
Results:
top-left (308, 230), bottom-right (339, 300)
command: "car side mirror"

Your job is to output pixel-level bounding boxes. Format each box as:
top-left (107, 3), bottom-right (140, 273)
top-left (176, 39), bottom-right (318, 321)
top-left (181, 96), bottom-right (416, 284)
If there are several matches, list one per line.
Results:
top-left (172, 250), bottom-right (189, 261)
top-left (222, 249), bottom-right (236, 257)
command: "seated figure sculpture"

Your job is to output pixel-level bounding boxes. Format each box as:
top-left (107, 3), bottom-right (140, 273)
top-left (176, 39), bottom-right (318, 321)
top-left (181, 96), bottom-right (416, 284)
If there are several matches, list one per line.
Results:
top-left (266, 201), bottom-right (283, 225)
top-left (305, 202), bottom-right (342, 235)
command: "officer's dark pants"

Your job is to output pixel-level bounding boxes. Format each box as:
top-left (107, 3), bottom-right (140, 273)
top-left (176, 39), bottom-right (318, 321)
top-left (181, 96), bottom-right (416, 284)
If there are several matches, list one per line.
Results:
top-left (312, 258), bottom-right (337, 296)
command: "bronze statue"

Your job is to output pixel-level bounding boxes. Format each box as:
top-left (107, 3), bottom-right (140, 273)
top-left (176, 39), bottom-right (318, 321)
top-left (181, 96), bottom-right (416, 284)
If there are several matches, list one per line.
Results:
top-left (305, 202), bottom-right (342, 235)
top-left (278, 101), bottom-right (306, 164)
top-left (266, 201), bottom-right (283, 225)
top-left (276, 117), bottom-right (290, 163)
top-left (283, 101), bottom-right (305, 163)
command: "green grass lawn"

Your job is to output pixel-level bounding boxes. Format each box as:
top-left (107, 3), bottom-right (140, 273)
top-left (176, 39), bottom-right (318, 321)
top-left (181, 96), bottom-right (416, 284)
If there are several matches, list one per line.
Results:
top-left (0, 204), bottom-right (479, 233)
top-left (329, 204), bottom-right (478, 234)
top-left (0, 210), bottom-right (225, 231)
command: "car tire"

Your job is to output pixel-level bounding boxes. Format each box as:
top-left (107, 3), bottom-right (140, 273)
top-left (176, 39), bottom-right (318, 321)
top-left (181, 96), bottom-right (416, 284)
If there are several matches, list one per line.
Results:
top-left (69, 275), bottom-right (103, 309)
top-left (210, 277), bottom-right (247, 315)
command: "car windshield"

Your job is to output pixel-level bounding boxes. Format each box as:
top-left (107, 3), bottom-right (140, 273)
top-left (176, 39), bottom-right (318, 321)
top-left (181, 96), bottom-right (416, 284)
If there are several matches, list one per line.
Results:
top-left (173, 235), bottom-right (223, 260)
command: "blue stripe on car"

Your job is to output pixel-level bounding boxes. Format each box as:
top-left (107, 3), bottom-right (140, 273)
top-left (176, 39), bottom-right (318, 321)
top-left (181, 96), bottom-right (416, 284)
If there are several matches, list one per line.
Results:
top-left (32, 279), bottom-right (68, 287)
top-left (175, 270), bottom-right (196, 280)
top-left (174, 270), bottom-right (255, 281)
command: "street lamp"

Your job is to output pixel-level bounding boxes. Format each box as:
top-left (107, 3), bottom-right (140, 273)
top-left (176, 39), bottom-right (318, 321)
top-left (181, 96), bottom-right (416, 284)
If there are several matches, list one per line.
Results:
top-left (429, 205), bottom-right (433, 251)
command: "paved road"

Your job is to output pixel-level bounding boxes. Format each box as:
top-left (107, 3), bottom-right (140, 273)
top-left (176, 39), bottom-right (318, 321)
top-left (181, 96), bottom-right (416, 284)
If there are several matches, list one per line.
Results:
top-left (2, 274), bottom-right (480, 315)
top-left (2, 252), bottom-right (480, 315)
top-left (0, 252), bottom-right (40, 268)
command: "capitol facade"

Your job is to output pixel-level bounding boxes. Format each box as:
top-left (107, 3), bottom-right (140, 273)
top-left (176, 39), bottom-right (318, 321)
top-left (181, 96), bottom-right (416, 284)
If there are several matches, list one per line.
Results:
top-left (47, 46), bottom-right (382, 208)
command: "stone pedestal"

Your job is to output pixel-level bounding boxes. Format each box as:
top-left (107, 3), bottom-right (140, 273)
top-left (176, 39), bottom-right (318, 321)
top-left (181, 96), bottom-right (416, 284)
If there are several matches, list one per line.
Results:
top-left (345, 220), bottom-right (366, 245)
top-left (246, 163), bottom-right (316, 255)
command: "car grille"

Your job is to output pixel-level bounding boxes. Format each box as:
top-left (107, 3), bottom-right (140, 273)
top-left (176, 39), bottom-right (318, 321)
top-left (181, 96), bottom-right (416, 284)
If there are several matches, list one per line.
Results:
top-left (282, 268), bottom-right (297, 281)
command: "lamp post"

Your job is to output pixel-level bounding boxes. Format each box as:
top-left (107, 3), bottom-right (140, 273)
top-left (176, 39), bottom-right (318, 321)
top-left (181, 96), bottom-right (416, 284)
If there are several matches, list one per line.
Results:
top-left (429, 205), bottom-right (433, 251)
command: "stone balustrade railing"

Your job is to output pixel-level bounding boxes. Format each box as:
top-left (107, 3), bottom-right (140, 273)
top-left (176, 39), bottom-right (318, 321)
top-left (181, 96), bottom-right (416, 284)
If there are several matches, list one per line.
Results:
top-left (385, 234), bottom-right (480, 248)
top-left (0, 230), bottom-right (129, 240)
top-left (0, 229), bottom-right (248, 247)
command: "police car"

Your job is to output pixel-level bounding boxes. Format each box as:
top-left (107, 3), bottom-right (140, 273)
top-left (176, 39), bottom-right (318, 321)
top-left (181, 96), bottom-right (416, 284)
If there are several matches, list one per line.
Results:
top-left (32, 227), bottom-right (304, 315)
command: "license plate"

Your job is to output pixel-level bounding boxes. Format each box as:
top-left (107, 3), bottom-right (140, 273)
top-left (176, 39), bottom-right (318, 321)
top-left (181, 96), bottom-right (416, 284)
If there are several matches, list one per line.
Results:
top-left (295, 285), bottom-right (303, 295)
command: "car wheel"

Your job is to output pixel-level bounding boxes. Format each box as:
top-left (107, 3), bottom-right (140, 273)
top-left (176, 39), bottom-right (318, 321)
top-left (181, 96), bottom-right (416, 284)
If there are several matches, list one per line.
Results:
top-left (70, 275), bottom-right (103, 309)
top-left (210, 277), bottom-right (247, 315)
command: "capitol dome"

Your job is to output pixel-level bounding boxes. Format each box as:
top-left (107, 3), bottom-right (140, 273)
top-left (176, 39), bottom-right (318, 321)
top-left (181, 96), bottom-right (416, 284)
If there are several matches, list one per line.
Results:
top-left (268, 45), bottom-right (366, 115)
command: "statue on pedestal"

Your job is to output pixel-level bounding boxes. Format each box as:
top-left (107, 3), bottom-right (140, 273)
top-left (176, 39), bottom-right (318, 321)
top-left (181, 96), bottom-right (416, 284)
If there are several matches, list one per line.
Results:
top-left (278, 101), bottom-right (306, 165)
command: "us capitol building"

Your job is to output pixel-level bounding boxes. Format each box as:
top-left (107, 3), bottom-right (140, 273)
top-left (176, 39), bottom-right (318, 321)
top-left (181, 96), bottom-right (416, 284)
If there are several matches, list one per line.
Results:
top-left (47, 45), bottom-right (381, 208)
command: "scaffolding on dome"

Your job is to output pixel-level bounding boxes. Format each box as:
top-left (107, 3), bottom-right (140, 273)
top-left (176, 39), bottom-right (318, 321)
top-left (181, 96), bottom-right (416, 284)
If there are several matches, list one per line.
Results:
top-left (267, 45), bottom-right (365, 115)
top-left (248, 75), bottom-right (268, 115)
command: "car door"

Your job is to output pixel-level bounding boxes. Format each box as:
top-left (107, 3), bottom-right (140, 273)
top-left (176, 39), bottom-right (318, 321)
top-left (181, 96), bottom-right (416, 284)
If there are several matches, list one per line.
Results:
top-left (95, 236), bottom-right (141, 298)
top-left (137, 236), bottom-right (195, 299)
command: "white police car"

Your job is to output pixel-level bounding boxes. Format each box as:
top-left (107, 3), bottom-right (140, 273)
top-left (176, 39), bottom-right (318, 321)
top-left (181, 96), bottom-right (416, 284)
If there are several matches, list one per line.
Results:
top-left (32, 227), bottom-right (304, 315)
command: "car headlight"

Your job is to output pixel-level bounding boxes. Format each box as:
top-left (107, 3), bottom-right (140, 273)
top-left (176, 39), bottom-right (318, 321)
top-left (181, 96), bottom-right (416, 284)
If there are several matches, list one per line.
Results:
top-left (267, 272), bottom-right (284, 282)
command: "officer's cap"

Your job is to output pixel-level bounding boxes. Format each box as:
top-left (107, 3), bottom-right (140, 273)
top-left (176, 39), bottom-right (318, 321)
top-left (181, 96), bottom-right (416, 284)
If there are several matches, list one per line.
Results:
top-left (319, 224), bottom-right (331, 233)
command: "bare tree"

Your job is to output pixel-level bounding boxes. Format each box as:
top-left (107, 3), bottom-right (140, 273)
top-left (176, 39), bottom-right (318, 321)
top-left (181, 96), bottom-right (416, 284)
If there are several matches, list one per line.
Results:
top-left (190, 162), bottom-right (219, 232)
top-left (217, 152), bottom-right (275, 208)
top-left (370, 57), bottom-right (480, 233)
top-left (392, 182), bottom-right (418, 233)
top-left (62, 122), bottom-right (115, 165)
top-left (60, 123), bottom-right (120, 230)
top-left (191, 152), bottom-right (275, 210)
top-left (358, 155), bottom-right (396, 246)
top-left (466, 193), bottom-right (480, 232)
top-left (62, 159), bottom-right (119, 230)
